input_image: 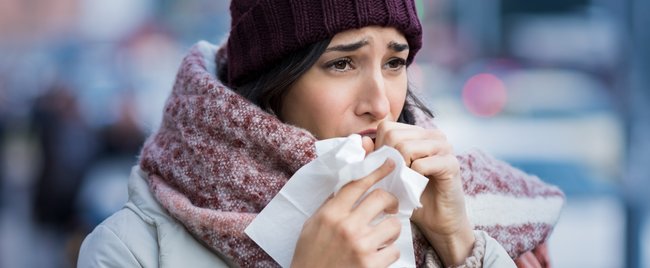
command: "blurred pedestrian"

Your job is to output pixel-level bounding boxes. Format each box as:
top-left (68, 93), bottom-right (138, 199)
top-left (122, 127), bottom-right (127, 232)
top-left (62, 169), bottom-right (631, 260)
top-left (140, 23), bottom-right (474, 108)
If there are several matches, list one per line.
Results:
top-left (29, 83), bottom-right (98, 231)
top-left (0, 86), bottom-right (6, 205)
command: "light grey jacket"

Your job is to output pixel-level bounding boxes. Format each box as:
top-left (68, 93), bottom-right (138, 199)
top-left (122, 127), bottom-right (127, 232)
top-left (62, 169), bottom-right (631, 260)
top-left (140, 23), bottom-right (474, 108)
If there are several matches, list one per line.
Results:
top-left (77, 166), bottom-right (230, 268)
top-left (78, 166), bottom-right (515, 267)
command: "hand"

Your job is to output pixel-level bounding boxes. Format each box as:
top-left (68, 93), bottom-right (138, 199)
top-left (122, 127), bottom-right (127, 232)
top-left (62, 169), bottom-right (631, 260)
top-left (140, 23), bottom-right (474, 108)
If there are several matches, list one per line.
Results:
top-left (373, 121), bottom-right (474, 266)
top-left (515, 243), bottom-right (551, 268)
top-left (291, 159), bottom-right (402, 268)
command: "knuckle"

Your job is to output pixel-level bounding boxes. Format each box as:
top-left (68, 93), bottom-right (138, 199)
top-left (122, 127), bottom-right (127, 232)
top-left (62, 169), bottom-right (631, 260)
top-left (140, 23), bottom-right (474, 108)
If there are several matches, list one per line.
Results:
top-left (335, 220), bottom-right (357, 241)
top-left (383, 130), bottom-right (398, 145)
top-left (425, 129), bottom-right (438, 138)
top-left (430, 129), bottom-right (447, 140)
top-left (448, 157), bottom-right (460, 170)
top-left (410, 159), bottom-right (424, 172)
top-left (385, 191), bottom-right (399, 207)
top-left (439, 132), bottom-right (448, 141)
top-left (316, 208), bottom-right (338, 226)
top-left (369, 189), bottom-right (391, 202)
top-left (387, 216), bottom-right (401, 230)
top-left (394, 142), bottom-right (409, 154)
top-left (393, 141), bottom-right (403, 151)
top-left (352, 240), bottom-right (372, 256)
top-left (442, 142), bottom-right (453, 153)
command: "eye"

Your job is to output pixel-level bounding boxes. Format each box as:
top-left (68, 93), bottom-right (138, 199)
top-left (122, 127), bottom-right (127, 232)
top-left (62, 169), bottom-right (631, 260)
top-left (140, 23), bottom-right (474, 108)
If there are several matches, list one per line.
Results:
top-left (385, 58), bottom-right (406, 70)
top-left (326, 58), bottom-right (353, 72)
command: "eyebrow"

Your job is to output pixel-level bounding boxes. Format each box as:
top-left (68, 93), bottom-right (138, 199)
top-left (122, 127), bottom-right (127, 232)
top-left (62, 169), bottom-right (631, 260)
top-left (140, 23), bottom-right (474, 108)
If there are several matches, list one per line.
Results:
top-left (325, 39), bottom-right (369, 53)
top-left (324, 39), bottom-right (410, 54)
top-left (388, 41), bottom-right (409, 52)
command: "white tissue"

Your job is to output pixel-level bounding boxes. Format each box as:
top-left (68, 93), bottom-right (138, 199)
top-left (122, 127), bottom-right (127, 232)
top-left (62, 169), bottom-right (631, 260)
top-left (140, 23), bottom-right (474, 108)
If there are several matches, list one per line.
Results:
top-left (245, 134), bottom-right (429, 267)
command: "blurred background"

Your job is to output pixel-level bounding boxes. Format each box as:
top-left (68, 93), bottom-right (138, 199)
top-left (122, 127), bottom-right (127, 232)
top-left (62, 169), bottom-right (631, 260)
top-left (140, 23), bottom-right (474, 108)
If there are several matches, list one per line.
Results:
top-left (0, 0), bottom-right (648, 267)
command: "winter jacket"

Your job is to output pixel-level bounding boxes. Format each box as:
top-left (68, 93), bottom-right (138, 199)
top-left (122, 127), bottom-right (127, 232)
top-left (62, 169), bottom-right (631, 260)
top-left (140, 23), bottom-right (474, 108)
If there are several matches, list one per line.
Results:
top-left (78, 166), bottom-right (515, 267)
top-left (77, 166), bottom-right (231, 268)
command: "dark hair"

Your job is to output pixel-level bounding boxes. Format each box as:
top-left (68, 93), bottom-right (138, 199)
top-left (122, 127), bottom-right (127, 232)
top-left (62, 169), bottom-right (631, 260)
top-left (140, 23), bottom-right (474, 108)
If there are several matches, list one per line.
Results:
top-left (217, 38), bottom-right (433, 125)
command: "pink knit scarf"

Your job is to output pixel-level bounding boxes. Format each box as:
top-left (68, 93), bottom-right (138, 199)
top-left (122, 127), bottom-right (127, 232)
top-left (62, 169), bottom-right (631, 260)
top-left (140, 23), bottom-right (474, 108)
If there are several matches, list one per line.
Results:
top-left (139, 43), bottom-right (564, 267)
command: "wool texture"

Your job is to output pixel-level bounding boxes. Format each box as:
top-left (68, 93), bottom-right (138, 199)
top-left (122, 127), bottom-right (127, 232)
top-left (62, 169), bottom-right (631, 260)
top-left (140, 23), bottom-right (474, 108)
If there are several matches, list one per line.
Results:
top-left (139, 42), bottom-right (565, 267)
top-left (222, 0), bottom-right (422, 87)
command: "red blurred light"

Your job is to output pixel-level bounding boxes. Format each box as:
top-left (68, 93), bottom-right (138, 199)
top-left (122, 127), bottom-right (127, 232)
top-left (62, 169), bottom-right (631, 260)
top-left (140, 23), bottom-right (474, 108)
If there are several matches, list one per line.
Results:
top-left (462, 73), bottom-right (508, 117)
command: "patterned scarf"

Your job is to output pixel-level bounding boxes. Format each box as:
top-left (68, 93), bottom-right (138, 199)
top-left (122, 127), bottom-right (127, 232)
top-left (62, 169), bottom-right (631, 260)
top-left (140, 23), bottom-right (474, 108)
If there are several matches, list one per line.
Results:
top-left (139, 42), bottom-right (565, 267)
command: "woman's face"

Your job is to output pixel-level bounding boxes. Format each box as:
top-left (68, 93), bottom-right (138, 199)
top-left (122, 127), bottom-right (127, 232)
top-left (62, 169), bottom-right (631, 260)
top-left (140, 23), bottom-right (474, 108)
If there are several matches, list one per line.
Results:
top-left (280, 26), bottom-right (409, 140)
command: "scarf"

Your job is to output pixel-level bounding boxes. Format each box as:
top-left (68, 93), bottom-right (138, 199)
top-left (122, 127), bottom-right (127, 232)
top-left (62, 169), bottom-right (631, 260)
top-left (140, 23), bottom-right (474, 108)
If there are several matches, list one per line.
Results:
top-left (139, 42), bottom-right (565, 267)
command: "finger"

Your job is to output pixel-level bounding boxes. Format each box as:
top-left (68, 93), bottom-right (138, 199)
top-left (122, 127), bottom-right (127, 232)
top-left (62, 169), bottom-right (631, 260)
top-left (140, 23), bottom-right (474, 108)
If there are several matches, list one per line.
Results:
top-left (410, 155), bottom-right (459, 182)
top-left (375, 122), bottom-right (444, 150)
top-left (350, 189), bottom-right (399, 223)
top-left (514, 252), bottom-right (535, 268)
top-left (532, 243), bottom-right (551, 268)
top-left (528, 252), bottom-right (542, 268)
top-left (368, 243), bottom-right (400, 267)
top-left (394, 139), bottom-right (452, 167)
top-left (366, 216), bottom-right (401, 249)
top-left (528, 252), bottom-right (543, 268)
top-left (515, 252), bottom-right (542, 268)
top-left (361, 136), bottom-right (375, 156)
top-left (374, 121), bottom-right (419, 149)
top-left (332, 159), bottom-right (395, 208)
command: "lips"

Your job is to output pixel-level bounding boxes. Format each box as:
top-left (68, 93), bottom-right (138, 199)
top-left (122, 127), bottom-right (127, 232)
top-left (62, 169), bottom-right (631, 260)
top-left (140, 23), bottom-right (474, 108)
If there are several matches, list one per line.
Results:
top-left (357, 129), bottom-right (377, 141)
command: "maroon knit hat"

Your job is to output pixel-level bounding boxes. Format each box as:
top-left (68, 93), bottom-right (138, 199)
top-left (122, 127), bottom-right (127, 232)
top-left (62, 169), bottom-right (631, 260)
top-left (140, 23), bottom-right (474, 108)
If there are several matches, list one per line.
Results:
top-left (221, 0), bottom-right (423, 87)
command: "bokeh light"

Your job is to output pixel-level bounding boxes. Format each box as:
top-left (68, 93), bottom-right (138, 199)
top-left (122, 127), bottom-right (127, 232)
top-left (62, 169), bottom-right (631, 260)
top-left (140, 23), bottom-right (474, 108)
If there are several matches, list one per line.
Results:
top-left (461, 73), bottom-right (508, 117)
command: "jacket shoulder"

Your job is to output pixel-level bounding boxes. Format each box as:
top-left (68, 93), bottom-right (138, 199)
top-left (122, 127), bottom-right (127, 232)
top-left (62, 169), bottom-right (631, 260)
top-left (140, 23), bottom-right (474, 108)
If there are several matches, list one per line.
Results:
top-left (78, 166), bottom-right (232, 268)
top-left (78, 207), bottom-right (158, 267)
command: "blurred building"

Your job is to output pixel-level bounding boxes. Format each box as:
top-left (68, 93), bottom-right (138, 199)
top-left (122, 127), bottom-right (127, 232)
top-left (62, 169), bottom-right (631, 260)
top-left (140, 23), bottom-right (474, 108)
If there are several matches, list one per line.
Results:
top-left (0, 0), bottom-right (77, 41)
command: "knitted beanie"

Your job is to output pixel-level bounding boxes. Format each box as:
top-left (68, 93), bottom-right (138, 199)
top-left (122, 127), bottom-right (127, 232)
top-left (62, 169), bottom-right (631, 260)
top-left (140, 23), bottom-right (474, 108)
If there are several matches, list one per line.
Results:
top-left (221, 0), bottom-right (423, 87)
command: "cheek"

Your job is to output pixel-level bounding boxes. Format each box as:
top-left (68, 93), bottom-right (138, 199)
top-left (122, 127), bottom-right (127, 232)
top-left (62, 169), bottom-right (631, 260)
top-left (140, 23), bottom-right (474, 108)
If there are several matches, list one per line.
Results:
top-left (387, 80), bottom-right (408, 119)
top-left (303, 88), bottom-right (349, 132)
top-left (283, 82), bottom-right (349, 137)
top-left (302, 92), bottom-right (339, 120)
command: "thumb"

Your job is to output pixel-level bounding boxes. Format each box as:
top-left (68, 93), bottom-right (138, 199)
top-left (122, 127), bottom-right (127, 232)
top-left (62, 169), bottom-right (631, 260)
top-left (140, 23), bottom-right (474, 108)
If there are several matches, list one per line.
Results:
top-left (362, 136), bottom-right (374, 156)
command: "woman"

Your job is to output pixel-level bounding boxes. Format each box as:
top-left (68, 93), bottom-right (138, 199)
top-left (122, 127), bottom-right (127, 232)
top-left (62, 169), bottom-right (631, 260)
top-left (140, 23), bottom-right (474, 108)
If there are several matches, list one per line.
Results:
top-left (79, 1), bottom-right (563, 267)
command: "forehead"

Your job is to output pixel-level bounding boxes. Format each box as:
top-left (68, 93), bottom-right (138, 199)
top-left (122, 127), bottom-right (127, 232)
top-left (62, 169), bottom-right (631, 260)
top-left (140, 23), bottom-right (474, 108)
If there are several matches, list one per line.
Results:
top-left (329, 26), bottom-right (407, 45)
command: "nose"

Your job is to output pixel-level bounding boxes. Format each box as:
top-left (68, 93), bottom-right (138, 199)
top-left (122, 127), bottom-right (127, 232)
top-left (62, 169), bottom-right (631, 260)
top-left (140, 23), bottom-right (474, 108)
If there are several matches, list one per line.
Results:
top-left (355, 69), bottom-right (390, 120)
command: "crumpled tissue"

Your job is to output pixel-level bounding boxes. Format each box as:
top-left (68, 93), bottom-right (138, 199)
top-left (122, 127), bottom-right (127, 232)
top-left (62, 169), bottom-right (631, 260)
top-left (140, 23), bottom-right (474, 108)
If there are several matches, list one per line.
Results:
top-left (245, 134), bottom-right (429, 267)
